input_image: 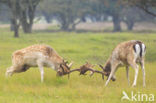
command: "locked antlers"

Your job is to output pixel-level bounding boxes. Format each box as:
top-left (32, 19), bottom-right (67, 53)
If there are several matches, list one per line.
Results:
top-left (69, 62), bottom-right (107, 80)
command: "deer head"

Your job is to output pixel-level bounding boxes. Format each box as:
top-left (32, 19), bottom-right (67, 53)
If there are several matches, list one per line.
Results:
top-left (98, 64), bottom-right (116, 81)
top-left (57, 60), bottom-right (73, 77)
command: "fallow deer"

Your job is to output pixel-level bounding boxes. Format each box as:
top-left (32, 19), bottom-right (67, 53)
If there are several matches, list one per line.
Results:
top-left (99, 40), bottom-right (146, 87)
top-left (6, 44), bottom-right (73, 82)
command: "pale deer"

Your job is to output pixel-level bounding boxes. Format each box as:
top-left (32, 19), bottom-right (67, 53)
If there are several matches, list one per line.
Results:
top-left (99, 40), bottom-right (146, 87)
top-left (6, 44), bottom-right (73, 82)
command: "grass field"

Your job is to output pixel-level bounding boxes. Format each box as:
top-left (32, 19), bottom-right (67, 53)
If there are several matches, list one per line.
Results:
top-left (0, 28), bottom-right (156, 103)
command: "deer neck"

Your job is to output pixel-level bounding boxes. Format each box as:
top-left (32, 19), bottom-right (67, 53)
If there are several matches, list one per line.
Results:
top-left (104, 59), bottom-right (111, 72)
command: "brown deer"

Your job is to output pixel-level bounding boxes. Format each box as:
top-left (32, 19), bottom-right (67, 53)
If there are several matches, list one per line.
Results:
top-left (99, 40), bottom-right (146, 87)
top-left (6, 44), bottom-right (73, 82)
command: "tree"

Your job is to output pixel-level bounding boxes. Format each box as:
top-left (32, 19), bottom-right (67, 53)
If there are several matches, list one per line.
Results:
top-left (39, 0), bottom-right (91, 31)
top-left (122, 7), bottom-right (136, 30)
top-left (0, 0), bottom-right (41, 37)
top-left (121, 6), bottom-right (155, 31)
top-left (90, 0), bottom-right (123, 31)
top-left (3, 0), bottom-right (20, 37)
top-left (20, 0), bottom-right (41, 33)
top-left (125, 0), bottom-right (156, 17)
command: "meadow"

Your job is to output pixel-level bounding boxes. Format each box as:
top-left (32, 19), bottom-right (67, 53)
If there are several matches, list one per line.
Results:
top-left (0, 28), bottom-right (156, 103)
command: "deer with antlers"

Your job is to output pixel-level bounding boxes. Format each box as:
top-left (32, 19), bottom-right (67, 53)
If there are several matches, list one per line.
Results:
top-left (6, 44), bottom-right (73, 82)
top-left (99, 40), bottom-right (146, 87)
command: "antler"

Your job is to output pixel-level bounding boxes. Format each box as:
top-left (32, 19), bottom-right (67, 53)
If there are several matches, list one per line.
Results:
top-left (98, 64), bottom-right (105, 70)
top-left (98, 64), bottom-right (110, 77)
top-left (68, 63), bottom-right (107, 80)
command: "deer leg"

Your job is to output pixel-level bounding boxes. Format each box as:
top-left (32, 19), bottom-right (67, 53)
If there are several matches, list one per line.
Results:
top-left (6, 64), bottom-right (24, 77)
top-left (37, 60), bottom-right (44, 83)
top-left (6, 66), bottom-right (15, 77)
top-left (126, 66), bottom-right (130, 86)
top-left (111, 67), bottom-right (118, 81)
top-left (105, 62), bottom-right (119, 86)
top-left (105, 68), bottom-right (116, 86)
top-left (131, 63), bottom-right (139, 87)
top-left (140, 59), bottom-right (146, 87)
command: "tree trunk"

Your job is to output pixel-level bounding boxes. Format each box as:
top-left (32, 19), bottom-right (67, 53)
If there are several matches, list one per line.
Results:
top-left (22, 22), bottom-right (32, 33)
top-left (126, 21), bottom-right (134, 31)
top-left (43, 12), bottom-right (51, 23)
top-left (11, 10), bottom-right (19, 37)
top-left (21, 5), bottom-right (36, 33)
top-left (71, 20), bottom-right (81, 30)
top-left (10, 18), bottom-right (14, 31)
top-left (112, 13), bottom-right (121, 32)
top-left (8, 0), bottom-right (20, 37)
top-left (14, 24), bottom-right (19, 38)
top-left (21, 12), bottom-right (33, 33)
top-left (60, 16), bottom-right (70, 31)
top-left (12, 17), bottom-right (19, 38)
top-left (61, 23), bottom-right (70, 31)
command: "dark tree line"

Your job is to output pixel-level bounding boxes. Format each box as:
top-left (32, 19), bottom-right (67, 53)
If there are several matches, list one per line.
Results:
top-left (39, 0), bottom-right (91, 31)
top-left (0, 0), bottom-right (155, 37)
top-left (38, 0), bottom-right (156, 32)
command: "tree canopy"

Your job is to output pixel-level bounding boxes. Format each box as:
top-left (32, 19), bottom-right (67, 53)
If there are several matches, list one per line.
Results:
top-left (0, 0), bottom-right (155, 37)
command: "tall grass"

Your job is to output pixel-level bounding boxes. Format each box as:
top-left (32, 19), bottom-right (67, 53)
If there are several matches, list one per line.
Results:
top-left (0, 28), bottom-right (156, 103)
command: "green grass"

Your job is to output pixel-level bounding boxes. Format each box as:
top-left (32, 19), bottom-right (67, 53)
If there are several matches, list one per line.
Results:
top-left (0, 28), bottom-right (156, 103)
